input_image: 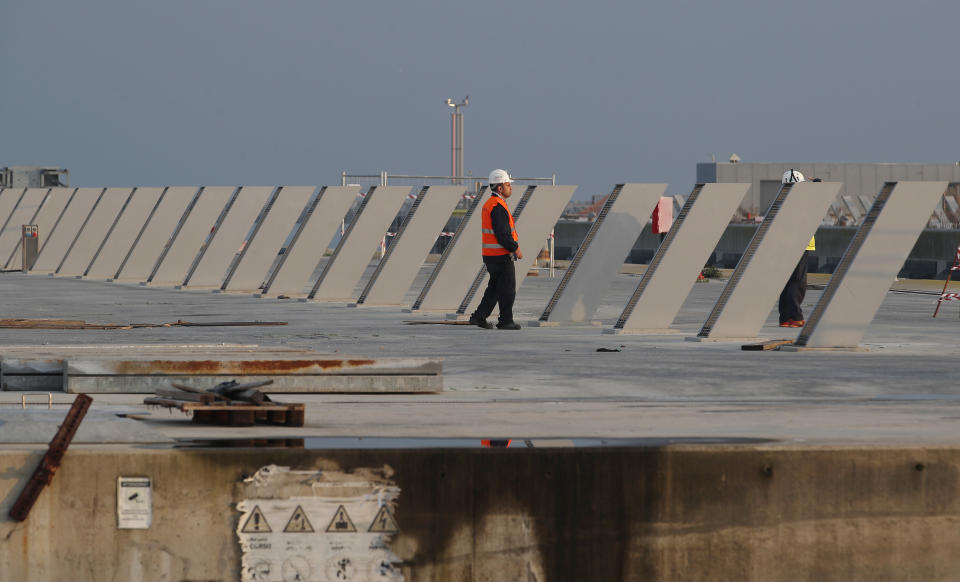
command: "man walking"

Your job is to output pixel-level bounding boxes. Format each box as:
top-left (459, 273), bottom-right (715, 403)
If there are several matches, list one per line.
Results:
top-left (469, 169), bottom-right (523, 330)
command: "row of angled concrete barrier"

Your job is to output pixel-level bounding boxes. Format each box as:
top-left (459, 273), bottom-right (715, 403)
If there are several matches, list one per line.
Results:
top-left (0, 180), bottom-right (950, 349)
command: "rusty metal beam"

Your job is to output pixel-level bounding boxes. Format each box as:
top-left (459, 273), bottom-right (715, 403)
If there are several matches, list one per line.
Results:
top-left (9, 393), bottom-right (92, 522)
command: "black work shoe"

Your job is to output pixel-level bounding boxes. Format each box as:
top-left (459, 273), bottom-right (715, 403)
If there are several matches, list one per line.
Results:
top-left (496, 321), bottom-right (522, 330)
top-left (469, 314), bottom-right (493, 329)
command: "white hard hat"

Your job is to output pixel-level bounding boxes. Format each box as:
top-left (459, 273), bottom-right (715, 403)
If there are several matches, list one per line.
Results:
top-left (782, 169), bottom-right (806, 184)
top-left (488, 169), bottom-right (513, 185)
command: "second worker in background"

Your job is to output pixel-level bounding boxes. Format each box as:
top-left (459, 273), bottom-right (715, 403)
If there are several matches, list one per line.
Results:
top-left (469, 169), bottom-right (523, 330)
top-left (778, 169), bottom-right (816, 328)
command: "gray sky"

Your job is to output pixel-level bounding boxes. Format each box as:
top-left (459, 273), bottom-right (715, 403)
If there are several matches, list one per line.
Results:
top-left (4, 1), bottom-right (959, 199)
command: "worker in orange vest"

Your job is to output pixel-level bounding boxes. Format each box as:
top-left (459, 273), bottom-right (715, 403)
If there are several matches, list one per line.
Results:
top-left (469, 169), bottom-right (523, 330)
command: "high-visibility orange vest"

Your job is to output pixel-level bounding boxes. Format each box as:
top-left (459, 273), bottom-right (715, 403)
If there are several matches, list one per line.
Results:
top-left (481, 195), bottom-right (517, 257)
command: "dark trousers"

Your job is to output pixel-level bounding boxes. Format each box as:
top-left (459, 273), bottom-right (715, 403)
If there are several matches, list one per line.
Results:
top-left (474, 257), bottom-right (516, 324)
top-left (779, 251), bottom-right (808, 323)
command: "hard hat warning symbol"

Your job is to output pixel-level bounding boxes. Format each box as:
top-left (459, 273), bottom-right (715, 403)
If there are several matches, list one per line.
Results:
top-left (325, 505), bottom-right (357, 533)
top-left (241, 505), bottom-right (272, 533)
top-left (283, 505), bottom-right (315, 533)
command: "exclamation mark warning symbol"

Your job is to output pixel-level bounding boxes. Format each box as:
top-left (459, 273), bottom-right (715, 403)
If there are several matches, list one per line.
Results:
top-left (241, 506), bottom-right (273, 533)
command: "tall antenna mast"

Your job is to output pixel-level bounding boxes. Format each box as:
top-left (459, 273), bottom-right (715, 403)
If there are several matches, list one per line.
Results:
top-left (445, 96), bottom-right (468, 184)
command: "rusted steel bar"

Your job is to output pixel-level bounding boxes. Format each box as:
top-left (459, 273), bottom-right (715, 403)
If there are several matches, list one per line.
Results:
top-left (9, 393), bottom-right (93, 522)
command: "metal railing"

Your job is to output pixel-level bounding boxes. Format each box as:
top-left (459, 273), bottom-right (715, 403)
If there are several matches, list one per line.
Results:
top-left (341, 171), bottom-right (555, 192)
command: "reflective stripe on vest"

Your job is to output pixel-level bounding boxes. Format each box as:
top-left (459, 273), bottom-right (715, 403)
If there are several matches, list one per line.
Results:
top-left (481, 195), bottom-right (517, 256)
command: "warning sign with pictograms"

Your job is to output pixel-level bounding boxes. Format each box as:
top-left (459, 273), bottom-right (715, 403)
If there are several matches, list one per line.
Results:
top-left (236, 466), bottom-right (403, 582)
top-left (283, 505), bottom-right (315, 533)
top-left (325, 504), bottom-right (357, 533)
top-left (241, 505), bottom-right (272, 533)
top-left (368, 505), bottom-right (399, 533)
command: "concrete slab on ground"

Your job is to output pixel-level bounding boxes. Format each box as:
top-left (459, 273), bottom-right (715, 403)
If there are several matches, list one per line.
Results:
top-left (0, 268), bottom-right (957, 445)
top-left (0, 407), bottom-right (171, 443)
top-left (0, 343), bottom-right (441, 393)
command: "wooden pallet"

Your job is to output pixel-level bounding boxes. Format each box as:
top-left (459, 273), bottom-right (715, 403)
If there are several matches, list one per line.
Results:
top-left (145, 397), bottom-right (305, 427)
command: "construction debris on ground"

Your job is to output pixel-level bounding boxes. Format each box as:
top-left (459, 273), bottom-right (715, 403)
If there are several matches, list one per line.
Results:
top-left (144, 379), bottom-right (305, 427)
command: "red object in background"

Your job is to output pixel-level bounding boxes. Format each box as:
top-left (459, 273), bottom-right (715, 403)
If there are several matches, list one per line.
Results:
top-left (651, 197), bottom-right (673, 234)
top-left (481, 439), bottom-right (512, 448)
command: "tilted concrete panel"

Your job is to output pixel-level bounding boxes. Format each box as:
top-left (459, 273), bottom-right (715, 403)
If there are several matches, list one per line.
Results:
top-left (696, 181), bottom-right (842, 339)
top-left (536, 184), bottom-right (666, 325)
top-left (0, 190), bottom-right (25, 240)
top-left (309, 186), bottom-right (412, 302)
top-left (31, 188), bottom-right (104, 274)
top-left (0, 188), bottom-right (49, 269)
top-left (796, 181), bottom-right (949, 348)
top-left (113, 186), bottom-right (200, 283)
top-left (411, 186), bottom-right (519, 312)
top-left (21, 188), bottom-right (73, 272)
top-left (262, 186), bottom-right (360, 298)
top-left (458, 185), bottom-right (578, 316)
top-left (611, 183), bottom-right (751, 332)
top-left (182, 186), bottom-right (275, 289)
top-left (84, 187), bottom-right (165, 280)
top-left (222, 186), bottom-right (316, 293)
top-left (148, 186), bottom-right (236, 287)
top-left (357, 186), bottom-right (465, 306)
top-left (56, 188), bottom-right (134, 276)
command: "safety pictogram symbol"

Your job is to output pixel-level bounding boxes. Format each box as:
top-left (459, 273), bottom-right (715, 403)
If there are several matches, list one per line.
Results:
top-left (241, 505), bottom-right (273, 533)
top-left (283, 505), bottom-right (315, 533)
top-left (325, 505), bottom-right (357, 533)
top-left (368, 505), bottom-right (399, 533)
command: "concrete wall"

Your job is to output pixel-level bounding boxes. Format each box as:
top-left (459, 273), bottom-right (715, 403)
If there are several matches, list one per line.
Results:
top-left (697, 162), bottom-right (960, 215)
top-left (3, 446), bottom-right (960, 581)
top-left (554, 222), bottom-right (960, 279)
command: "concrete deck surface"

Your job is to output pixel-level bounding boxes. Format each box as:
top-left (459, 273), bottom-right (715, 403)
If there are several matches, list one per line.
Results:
top-left (1, 268), bottom-right (959, 446)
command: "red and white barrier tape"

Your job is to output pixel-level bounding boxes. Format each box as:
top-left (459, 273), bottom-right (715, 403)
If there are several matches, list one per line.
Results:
top-left (386, 231), bottom-right (455, 237)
